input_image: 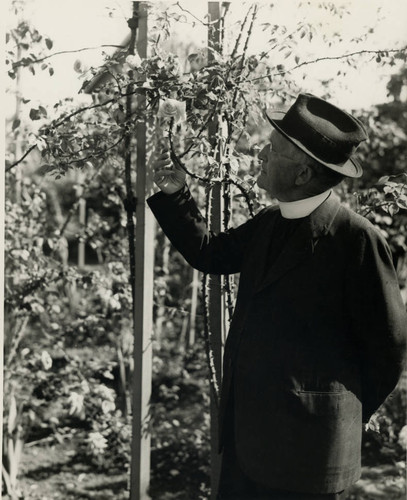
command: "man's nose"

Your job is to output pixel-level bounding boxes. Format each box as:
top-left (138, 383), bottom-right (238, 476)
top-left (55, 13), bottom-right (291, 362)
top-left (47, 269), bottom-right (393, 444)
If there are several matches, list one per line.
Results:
top-left (258, 146), bottom-right (267, 161)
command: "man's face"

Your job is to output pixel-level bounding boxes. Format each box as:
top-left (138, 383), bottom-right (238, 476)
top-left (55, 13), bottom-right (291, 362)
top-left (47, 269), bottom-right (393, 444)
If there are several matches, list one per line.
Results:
top-left (256, 130), bottom-right (301, 201)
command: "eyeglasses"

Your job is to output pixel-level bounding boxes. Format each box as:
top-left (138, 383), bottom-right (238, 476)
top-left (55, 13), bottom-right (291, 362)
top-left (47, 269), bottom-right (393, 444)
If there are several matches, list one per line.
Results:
top-left (259, 143), bottom-right (299, 163)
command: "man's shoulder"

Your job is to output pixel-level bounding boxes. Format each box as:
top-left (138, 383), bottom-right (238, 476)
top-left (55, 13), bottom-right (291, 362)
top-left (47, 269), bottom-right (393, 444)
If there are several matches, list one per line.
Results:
top-left (335, 202), bottom-right (387, 246)
top-left (257, 204), bottom-right (280, 217)
top-left (246, 204), bottom-right (279, 225)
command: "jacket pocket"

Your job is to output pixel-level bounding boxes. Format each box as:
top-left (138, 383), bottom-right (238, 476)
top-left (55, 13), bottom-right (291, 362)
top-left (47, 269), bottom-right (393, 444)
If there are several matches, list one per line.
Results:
top-left (294, 389), bottom-right (358, 416)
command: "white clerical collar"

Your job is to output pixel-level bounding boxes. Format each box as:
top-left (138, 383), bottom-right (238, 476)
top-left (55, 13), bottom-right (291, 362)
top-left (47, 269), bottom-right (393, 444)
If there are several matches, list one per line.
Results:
top-left (278, 190), bottom-right (332, 219)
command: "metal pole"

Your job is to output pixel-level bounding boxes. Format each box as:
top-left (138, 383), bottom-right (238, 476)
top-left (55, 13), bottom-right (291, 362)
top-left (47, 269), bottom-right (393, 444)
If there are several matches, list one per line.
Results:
top-left (129, 3), bottom-right (153, 500)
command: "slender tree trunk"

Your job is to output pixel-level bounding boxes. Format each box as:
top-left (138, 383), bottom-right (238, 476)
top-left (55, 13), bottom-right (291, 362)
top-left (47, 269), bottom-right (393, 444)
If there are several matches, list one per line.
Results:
top-left (155, 237), bottom-right (170, 344)
top-left (117, 341), bottom-right (129, 417)
top-left (76, 170), bottom-right (86, 268)
top-left (179, 310), bottom-right (189, 348)
top-left (188, 268), bottom-right (199, 347)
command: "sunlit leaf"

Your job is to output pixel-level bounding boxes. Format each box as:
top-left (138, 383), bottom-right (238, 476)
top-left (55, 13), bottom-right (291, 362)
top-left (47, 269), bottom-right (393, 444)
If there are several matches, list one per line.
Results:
top-left (29, 108), bottom-right (41, 120)
top-left (12, 119), bottom-right (20, 131)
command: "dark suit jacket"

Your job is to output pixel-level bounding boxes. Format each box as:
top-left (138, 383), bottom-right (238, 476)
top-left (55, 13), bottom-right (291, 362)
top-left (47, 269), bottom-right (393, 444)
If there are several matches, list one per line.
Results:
top-left (148, 186), bottom-right (406, 494)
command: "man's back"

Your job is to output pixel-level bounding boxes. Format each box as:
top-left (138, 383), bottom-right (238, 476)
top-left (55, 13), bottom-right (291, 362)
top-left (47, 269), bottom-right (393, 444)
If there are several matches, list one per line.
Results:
top-left (148, 188), bottom-right (406, 494)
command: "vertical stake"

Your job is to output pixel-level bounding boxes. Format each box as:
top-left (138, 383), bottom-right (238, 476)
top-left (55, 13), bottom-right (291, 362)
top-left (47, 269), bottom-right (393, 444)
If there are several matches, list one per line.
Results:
top-left (129, 3), bottom-right (153, 500)
top-left (207, 3), bottom-right (226, 498)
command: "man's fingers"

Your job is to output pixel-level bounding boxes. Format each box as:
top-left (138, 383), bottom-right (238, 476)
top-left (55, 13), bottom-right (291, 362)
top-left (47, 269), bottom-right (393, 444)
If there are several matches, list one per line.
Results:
top-left (154, 158), bottom-right (172, 170)
top-left (157, 150), bottom-right (170, 161)
top-left (155, 168), bottom-right (175, 178)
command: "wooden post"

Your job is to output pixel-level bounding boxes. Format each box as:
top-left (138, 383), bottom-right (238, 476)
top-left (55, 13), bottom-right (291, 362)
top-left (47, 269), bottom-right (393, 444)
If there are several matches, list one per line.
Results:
top-left (207, 3), bottom-right (226, 498)
top-left (130, 3), bottom-right (153, 500)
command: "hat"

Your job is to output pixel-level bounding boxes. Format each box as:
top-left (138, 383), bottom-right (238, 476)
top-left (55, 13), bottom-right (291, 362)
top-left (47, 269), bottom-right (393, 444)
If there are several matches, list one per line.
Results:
top-left (265, 93), bottom-right (368, 178)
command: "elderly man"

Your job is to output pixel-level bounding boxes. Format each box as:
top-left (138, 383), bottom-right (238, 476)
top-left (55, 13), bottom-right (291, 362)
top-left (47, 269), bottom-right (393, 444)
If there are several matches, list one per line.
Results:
top-left (147, 94), bottom-right (406, 500)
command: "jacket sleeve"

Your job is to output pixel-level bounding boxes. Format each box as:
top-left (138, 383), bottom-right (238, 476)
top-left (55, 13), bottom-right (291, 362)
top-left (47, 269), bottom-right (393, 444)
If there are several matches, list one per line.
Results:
top-left (346, 225), bottom-right (407, 422)
top-left (147, 185), bottom-right (263, 275)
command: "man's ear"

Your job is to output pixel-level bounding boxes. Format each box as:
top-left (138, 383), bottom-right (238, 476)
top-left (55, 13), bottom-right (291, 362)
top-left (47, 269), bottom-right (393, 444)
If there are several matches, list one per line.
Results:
top-left (294, 165), bottom-right (313, 186)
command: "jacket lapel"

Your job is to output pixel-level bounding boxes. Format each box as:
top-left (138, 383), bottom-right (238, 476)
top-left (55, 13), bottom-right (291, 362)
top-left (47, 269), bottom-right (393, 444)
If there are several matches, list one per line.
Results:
top-left (255, 192), bottom-right (341, 293)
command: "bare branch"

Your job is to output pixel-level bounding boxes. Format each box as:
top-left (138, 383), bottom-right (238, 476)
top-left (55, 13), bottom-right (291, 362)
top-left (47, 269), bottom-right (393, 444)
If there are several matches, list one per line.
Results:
top-left (175, 1), bottom-right (218, 26)
top-left (220, 2), bottom-right (231, 47)
top-left (240, 3), bottom-right (258, 69)
top-left (231, 5), bottom-right (253, 59)
top-left (244, 46), bottom-right (407, 84)
top-left (5, 145), bottom-right (37, 172)
top-left (12, 44), bottom-right (128, 69)
top-left (230, 5), bottom-right (258, 108)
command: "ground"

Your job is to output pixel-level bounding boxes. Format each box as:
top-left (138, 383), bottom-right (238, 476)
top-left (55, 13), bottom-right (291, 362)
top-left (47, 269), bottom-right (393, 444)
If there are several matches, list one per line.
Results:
top-left (7, 440), bottom-right (405, 500)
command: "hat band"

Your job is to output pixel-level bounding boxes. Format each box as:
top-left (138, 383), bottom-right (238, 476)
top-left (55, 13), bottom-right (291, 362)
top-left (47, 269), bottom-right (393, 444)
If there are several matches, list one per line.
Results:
top-left (281, 110), bottom-right (357, 165)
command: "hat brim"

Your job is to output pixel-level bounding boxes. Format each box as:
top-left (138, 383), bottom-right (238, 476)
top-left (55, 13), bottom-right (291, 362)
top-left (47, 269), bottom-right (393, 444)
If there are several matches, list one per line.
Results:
top-left (266, 111), bottom-right (363, 178)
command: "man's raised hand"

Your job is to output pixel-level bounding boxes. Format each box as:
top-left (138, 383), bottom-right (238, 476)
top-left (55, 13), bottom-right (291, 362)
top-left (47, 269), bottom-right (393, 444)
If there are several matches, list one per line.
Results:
top-left (153, 148), bottom-right (186, 195)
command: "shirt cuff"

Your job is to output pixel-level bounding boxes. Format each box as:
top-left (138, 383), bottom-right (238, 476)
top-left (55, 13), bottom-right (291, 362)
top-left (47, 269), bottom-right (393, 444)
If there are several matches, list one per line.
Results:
top-left (147, 183), bottom-right (190, 205)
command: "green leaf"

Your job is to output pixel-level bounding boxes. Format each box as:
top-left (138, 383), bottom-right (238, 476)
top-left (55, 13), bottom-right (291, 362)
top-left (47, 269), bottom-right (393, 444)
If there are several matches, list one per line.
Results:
top-left (396, 196), bottom-right (407, 210)
top-left (12, 119), bottom-right (21, 131)
top-left (29, 108), bottom-right (41, 120)
top-left (386, 204), bottom-right (399, 216)
top-left (45, 38), bottom-right (53, 50)
top-left (377, 176), bottom-right (389, 185)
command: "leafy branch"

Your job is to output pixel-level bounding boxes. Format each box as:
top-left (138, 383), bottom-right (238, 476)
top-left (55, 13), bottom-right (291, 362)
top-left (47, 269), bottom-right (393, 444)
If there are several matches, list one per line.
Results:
top-left (5, 160), bottom-right (113, 308)
top-left (168, 120), bottom-right (210, 183)
top-left (63, 134), bottom-right (127, 167)
top-left (168, 120), bottom-right (256, 217)
top-left (6, 88), bottom-right (145, 172)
